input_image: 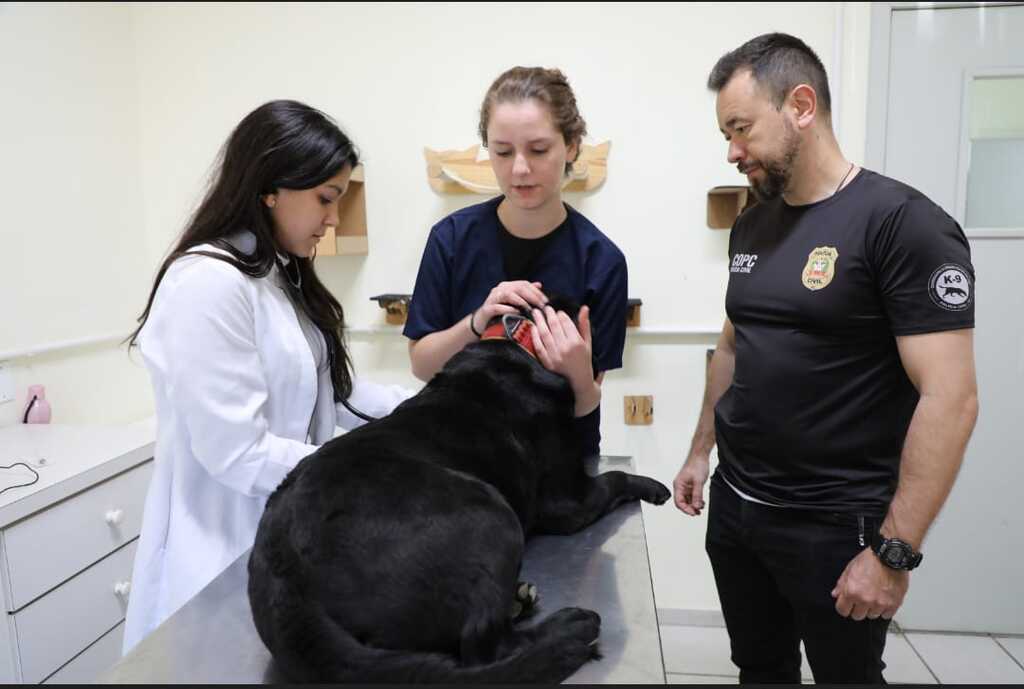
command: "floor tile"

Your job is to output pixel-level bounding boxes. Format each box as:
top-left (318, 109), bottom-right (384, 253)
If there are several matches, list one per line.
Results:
top-left (660, 625), bottom-right (937, 683)
top-left (881, 633), bottom-right (937, 684)
top-left (660, 625), bottom-right (735, 676)
top-left (995, 636), bottom-right (1024, 667)
top-left (906, 633), bottom-right (1024, 684)
top-left (666, 673), bottom-right (737, 684)
top-left (660, 626), bottom-right (812, 679)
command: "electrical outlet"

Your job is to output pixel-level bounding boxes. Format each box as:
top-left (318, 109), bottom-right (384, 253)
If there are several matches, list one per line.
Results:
top-left (0, 365), bottom-right (15, 405)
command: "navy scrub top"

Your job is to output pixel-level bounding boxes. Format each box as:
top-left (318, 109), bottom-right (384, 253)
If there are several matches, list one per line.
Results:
top-left (404, 196), bottom-right (628, 457)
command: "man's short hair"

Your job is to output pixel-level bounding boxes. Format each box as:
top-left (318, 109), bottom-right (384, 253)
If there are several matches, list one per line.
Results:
top-left (707, 33), bottom-right (831, 114)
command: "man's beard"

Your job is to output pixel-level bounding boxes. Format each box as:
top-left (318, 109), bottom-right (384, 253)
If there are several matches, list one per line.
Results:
top-left (747, 123), bottom-right (800, 202)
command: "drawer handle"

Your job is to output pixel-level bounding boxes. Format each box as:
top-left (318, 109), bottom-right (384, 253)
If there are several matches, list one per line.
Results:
top-left (105, 509), bottom-right (125, 526)
top-left (114, 581), bottom-right (131, 597)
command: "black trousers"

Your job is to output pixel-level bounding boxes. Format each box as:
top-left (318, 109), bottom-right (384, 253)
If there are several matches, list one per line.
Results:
top-left (705, 476), bottom-right (890, 684)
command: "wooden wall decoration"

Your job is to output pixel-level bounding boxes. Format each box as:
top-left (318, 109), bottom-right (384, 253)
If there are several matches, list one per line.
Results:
top-left (707, 185), bottom-right (757, 229)
top-left (315, 165), bottom-right (368, 255)
top-left (425, 142), bottom-right (611, 195)
top-left (623, 395), bottom-right (654, 425)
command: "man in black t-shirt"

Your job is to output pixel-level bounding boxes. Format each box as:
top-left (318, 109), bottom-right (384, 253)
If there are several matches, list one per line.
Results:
top-left (672, 33), bottom-right (978, 684)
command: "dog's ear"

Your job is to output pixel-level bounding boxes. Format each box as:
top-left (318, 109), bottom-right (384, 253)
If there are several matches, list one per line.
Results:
top-left (540, 293), bottom-right (601, 379)
top-left (536, 292), bottom-right (581, 323)
top-left (486, 293), bottom-right (581, 327)
top-left (545, 295), bottom-right (580, 322)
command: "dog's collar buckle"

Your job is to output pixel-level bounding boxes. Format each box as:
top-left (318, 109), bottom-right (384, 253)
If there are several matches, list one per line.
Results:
top-left (480, 315), bottom-right (538, 360)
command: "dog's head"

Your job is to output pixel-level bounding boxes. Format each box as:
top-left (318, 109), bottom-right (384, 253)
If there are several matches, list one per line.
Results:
top-left (484, 293), bottom-right (586, 334)
top-left (432, 293), bottom-right (596, 423)
top-left (477, 293), bottom-right (600, 385)
top-left (480, 294), bottom-right (587, 362)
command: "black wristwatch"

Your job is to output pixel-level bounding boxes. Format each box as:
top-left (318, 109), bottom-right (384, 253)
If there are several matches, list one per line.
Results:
top-left (873, 536), bottom-right (923, 571)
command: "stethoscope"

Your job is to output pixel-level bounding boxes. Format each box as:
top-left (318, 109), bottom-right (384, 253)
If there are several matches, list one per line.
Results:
top-left (340, 398), bottom-right (377, 423)
top-left (278, 256), bottom-right (380, 425)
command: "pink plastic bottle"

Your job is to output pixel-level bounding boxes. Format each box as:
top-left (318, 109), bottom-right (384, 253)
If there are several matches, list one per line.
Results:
top-left (22, 385), bottom-right (52, 424)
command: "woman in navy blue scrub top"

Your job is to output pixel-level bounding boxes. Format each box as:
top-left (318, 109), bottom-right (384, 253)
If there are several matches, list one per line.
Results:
top-left (404, 66), bottom-right (628, 458)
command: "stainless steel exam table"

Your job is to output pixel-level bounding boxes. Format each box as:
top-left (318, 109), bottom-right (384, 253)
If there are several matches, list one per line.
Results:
top-left (102, 456), bottom-right (666, 684)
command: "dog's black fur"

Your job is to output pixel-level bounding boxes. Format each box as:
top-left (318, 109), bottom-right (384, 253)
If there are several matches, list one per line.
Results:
top-left (248, 302), bottom-right (671, 683)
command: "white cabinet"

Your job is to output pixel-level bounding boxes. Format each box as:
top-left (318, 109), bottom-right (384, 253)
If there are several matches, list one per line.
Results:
top-left (43, 622), bottom-right (124, 685)
top-left (0, 422), bottom-right (154, 683)
top-left (5, 463), bottom-right (150, 610)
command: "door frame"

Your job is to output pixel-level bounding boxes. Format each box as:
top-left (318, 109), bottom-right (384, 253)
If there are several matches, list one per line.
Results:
top-left (865, 1), bottom-right (1024, 237)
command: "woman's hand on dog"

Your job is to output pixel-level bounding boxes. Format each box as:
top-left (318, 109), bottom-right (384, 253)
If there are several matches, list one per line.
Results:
top-left (530, 305), bottom-right (601, 417)
top-left (471, 281), bottom-right (548, 335)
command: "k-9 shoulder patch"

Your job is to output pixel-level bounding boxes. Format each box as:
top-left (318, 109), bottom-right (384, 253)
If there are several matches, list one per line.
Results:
top-left (928, 263), bottom-right (973, 311)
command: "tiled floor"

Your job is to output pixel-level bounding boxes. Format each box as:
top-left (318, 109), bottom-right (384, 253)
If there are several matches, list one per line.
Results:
top-left (661, 624), bottom-right (1024, 684)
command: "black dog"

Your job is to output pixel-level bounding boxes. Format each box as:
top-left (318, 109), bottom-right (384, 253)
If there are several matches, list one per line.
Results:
top-left (248, 304), bottom-right (670, 683)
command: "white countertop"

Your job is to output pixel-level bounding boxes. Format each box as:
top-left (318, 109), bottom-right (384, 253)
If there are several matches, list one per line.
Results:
top-left (0, 418), bottom-right (156, 527)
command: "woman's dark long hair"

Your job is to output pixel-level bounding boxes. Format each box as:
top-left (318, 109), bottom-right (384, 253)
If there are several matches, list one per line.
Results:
top-left (129, 100), bottom-right (359, 401)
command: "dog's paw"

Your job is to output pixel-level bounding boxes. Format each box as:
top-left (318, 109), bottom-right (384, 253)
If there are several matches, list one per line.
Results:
top-left (517, 581), bottom-right (539, 606)
top-left (632, 476), bottom-right (671, 505)
top-left (510, 581), bottom-right (540, 621)
top-left (543, 607), bottom-right (601, 645)
top-left (544, 606), bottom-right (598, 655)
top-left (527, 607), bottom-right (603, 682)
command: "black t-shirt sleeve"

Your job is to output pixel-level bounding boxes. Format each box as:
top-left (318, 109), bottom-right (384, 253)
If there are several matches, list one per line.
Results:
top-left (403, 223), bottom-right (455, 340)
top-left (871, 198), bottom-right (975, 336)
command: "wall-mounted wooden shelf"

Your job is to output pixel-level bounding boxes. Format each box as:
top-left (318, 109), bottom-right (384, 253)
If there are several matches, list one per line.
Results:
top-left (707, 185), bottom-right (756, 229)
top-left (369, 294), bottom-right (642, 328)
top-left (626, 298), bottom-right (642, 328)
top-left (316, 165), bottom-right (367, 256)
top-left (425, 142), bottom-right (610, 195)
top-left (369, 294), bottom-right (411, 325)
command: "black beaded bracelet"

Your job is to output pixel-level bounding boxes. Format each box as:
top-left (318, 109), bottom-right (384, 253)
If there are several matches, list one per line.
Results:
top-left (469, 309), bottom-right (483, 338)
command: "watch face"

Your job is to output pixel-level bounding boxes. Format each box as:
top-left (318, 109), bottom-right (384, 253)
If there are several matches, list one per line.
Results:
top-left (883, 548), bottom-right (905, 567)
top-left (878, 539), bottom-right (920, 570)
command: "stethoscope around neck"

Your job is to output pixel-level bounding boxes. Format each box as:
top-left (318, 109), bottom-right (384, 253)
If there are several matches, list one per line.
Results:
top-left (275, 254), bottom-right (379, 424)
top-left (276, 253), bottom-right (302, 290)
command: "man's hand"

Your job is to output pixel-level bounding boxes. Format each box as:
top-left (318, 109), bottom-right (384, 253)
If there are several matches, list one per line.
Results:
top-left (831, 547), bottom-right (909, 620)
top-left (673, 454), bottom-right (710, 516)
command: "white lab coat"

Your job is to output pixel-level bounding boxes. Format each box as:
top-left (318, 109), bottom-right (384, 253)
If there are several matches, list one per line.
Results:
top-left (123, 242), bottom-right (414, 653)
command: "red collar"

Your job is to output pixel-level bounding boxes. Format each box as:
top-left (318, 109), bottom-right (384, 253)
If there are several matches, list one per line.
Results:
top-left (480, 317), bottom-right (538, 360)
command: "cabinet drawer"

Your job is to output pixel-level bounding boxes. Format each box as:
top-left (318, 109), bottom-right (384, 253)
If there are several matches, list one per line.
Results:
top-left (2, 460), bottom-right (152, 610)
top-left (15, 540), bottom-right (136, 684)
top-left (43, 621), bottom-right (123, 684)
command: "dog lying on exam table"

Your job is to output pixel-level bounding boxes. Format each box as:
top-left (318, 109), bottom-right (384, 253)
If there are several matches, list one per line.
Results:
top-left (247, 299), bottom-right (671, 683)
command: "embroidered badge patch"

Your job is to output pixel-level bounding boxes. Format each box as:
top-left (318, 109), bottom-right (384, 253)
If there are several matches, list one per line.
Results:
top-left (802, 246), bottom-right (839, 291)
top-left (928, 263), bottom-right (972, 311)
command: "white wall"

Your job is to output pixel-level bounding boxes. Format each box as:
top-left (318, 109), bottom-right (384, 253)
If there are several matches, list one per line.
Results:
top-left (0, 2), bottom-right (152, 427)
top-left (130, 1), bottom-right (867, 330)
top-left (3, 2), bottom-right (872, 614)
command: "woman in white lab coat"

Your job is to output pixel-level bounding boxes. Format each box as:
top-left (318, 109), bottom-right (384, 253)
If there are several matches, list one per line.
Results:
top-left (122, 100), bottom-right (414, 653)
